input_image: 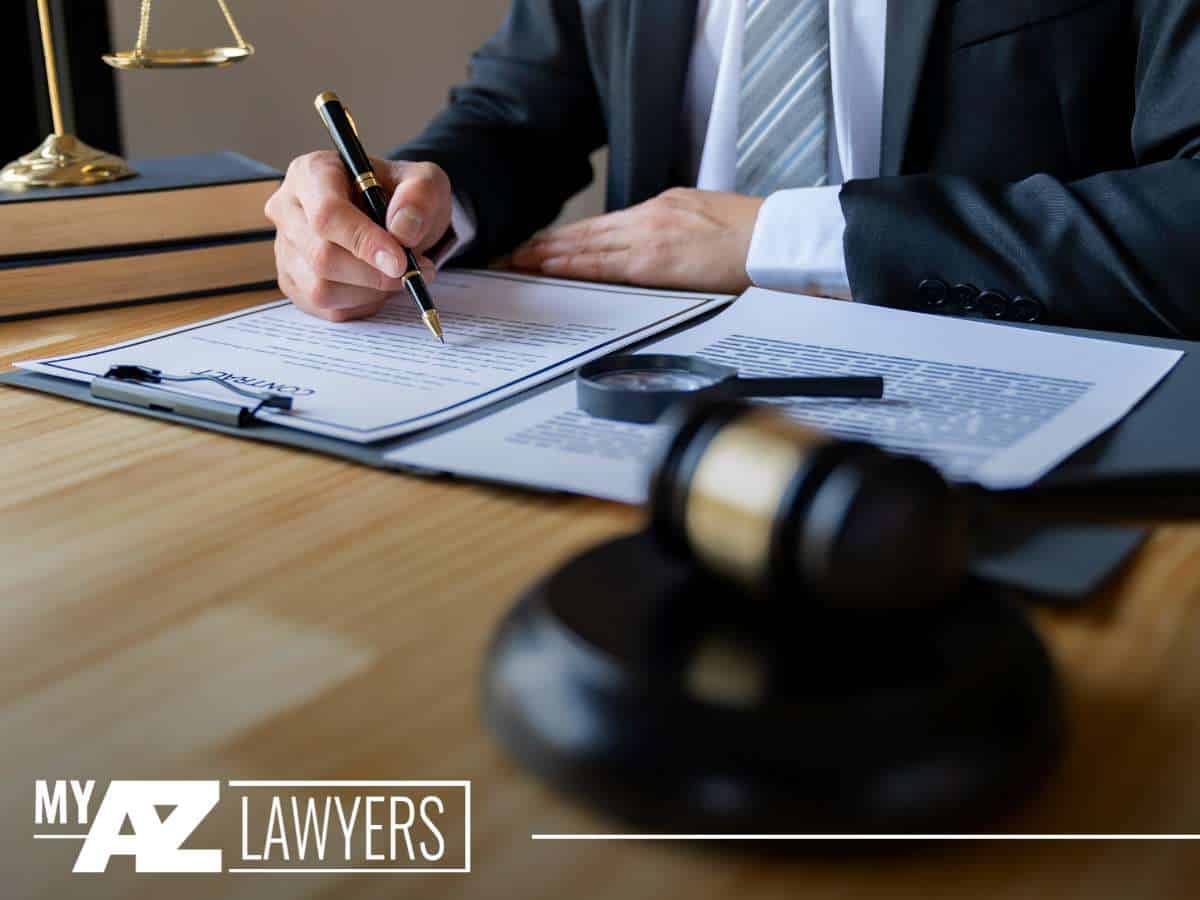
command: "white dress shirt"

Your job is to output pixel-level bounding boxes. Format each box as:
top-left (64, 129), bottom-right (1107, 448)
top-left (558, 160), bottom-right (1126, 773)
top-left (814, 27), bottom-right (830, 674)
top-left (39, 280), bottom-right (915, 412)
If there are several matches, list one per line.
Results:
top-left (444, 0), bottom-right (888, 295)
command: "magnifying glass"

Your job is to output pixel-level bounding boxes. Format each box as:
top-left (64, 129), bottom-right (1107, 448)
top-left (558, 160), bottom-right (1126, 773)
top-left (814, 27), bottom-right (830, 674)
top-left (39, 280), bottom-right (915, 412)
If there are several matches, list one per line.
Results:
top-left (577, 353), bottom-right (884, 423)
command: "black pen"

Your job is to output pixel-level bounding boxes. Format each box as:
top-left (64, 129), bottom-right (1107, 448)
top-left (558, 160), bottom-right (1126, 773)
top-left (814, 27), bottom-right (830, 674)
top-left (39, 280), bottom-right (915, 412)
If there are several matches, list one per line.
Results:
top-left (314, 90), bottom-right (444, 343)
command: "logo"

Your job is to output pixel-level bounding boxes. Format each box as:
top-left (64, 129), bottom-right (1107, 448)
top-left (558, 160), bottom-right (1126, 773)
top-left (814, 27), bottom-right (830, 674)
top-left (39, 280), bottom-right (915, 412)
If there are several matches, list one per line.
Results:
top-left (34, 780), bottom-right (470, 874)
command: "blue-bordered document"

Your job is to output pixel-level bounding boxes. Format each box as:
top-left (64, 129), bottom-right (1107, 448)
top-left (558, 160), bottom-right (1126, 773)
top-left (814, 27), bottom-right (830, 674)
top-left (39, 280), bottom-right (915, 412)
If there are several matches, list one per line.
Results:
top-left (17, 270), bottom-right (732, 443)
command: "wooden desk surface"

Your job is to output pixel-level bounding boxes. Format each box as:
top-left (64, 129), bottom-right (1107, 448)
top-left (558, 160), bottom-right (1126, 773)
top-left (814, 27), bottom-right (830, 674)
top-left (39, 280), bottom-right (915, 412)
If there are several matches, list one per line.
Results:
top-left (2, 294), bottom-right (1200, 899)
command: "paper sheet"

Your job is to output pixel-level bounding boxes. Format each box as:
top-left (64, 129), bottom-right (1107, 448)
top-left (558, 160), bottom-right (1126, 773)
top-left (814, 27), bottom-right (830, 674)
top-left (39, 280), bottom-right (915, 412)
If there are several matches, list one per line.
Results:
top-left (384, 289), bottom-right (1184, 501)
top-left (19, 270), bottom-right (731, 442)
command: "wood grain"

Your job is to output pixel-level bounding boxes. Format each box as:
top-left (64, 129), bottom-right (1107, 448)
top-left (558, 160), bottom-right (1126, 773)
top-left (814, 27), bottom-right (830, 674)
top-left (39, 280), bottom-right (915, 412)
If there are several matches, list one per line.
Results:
top-left (2, 294), bottom-right (1200, 900)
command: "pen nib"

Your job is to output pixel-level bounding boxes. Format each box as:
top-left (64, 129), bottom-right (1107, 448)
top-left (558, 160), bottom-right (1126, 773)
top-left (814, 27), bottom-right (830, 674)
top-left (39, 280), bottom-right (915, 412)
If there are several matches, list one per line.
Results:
top-left (422, 309), bottom-right (445, 344)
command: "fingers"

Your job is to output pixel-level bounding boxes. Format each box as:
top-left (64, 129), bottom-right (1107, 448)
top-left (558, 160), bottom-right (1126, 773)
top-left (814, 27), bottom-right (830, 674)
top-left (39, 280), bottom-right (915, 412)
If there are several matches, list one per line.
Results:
top-left (267, 151), bottom-right (448, 321)
top-left (510, 208), bottom-right (640, 271)
top-left (286, 229), bottom-right (407, 293)
top-left (289, 151), bottom-right (409, 278)
top-left (512, 232), bottom-right (632, 270)
top-left (278, 240), bottom-right (437, 311)
top-left (507, 188), bottom-right (753, 291)
top-left (538, 249), bottom-right (638, 284)
top-left (384, 161), bottom-right (453, 254)
top-left (278, 246), bottom-right (389, 322)
top-left (275, 234), bottom-right (437, 322)
top-left (537, 208), bottom-right (631, 243)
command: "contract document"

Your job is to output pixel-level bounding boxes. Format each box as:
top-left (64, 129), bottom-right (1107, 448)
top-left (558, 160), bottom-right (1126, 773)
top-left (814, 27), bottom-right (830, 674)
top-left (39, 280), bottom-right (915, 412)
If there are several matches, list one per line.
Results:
top-left (19, 271), bottom-right (732, 442)
top-left (385, 289), bottom-right (1183, 501)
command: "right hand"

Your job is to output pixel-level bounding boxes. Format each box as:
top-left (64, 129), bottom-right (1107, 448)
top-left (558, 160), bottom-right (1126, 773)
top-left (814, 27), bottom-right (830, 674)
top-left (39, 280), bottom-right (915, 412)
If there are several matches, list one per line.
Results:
top-left (265, 151), bottom-right (454, 321)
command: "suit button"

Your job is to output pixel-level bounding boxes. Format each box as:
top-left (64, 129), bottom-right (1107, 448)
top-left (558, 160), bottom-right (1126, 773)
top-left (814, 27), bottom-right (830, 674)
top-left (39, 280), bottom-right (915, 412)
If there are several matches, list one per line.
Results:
top-left (1010, 296), bottom-right (1044, 322)
top-left (977, 290), bottom-right (1010, 319)
top-left (951, 283), bottom-right (980, 312)
top-left (918, 278), bottom-right (948, 308)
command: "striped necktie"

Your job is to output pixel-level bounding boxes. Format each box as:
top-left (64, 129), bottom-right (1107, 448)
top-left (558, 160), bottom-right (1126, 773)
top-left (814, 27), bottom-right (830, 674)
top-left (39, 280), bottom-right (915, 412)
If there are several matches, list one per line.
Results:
top-left (735, 0), bottom-right (831, 196)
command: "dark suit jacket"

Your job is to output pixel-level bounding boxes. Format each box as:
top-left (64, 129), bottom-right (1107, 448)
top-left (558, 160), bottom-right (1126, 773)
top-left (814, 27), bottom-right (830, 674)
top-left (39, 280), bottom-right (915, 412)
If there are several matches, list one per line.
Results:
top-left (393, 0), bottom-right (1200, 337)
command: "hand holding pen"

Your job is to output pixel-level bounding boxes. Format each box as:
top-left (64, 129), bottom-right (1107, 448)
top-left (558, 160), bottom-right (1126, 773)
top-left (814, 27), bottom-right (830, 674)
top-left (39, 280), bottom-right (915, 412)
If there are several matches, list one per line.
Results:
top-left (264, 100), bottom-right (456, 331)
top-left (313, 91), bottom-right (445, 341)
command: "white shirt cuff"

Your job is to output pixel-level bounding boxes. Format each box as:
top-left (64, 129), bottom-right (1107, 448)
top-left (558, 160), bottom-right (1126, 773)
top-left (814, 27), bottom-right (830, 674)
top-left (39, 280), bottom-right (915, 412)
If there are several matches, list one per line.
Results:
top-left (429, 191), bottom-right (478, 267)
top-left (745, 185), bottom-right (850, 296)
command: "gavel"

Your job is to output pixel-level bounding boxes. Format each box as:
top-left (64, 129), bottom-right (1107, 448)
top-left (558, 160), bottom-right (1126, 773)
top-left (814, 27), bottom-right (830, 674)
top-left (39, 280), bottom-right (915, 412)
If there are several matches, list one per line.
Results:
top-left (648, 398), bottom-right (1197, 607)
top-left (483, 396), bottom-right (1159, 831)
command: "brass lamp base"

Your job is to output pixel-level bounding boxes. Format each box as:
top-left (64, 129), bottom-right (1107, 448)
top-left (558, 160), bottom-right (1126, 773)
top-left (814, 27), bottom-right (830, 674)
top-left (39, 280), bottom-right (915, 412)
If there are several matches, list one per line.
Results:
top-left (0, 133), bottom-right (135, 190)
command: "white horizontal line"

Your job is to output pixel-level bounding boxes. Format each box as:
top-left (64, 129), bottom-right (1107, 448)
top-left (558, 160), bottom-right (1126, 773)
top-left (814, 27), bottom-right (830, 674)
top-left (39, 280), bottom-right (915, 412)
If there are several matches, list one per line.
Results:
top-left (227, 868), bottom-right (469, 874)
top-left (33, 834), bottom-right (87, 840)
top-left (531, 834), bottom-right (1200, 841)
top-left (227, 781), bottom-right (469, 788)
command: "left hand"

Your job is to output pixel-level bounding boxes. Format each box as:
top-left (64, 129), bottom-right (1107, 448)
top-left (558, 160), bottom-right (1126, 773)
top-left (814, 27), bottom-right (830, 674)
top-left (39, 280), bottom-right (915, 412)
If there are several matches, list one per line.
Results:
top-left (511, 188), bottom-right (764, 294)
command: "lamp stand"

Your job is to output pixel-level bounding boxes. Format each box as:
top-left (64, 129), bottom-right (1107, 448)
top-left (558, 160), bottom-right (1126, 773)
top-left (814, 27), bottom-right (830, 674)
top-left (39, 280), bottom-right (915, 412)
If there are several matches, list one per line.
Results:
top-left (1, 0), bottom-right (134, 190)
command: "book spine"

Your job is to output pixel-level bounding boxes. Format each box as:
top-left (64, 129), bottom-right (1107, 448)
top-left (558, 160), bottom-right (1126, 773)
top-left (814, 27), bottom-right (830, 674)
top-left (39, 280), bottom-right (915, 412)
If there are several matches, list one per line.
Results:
top-left (0, 237), bottom-right (279, 318)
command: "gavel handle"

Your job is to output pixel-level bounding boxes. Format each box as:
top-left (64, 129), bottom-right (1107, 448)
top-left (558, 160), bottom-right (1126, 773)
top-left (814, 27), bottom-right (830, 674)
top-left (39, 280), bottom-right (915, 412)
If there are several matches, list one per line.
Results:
top-left (967, 476), bottom-right (1200, 523)
top-left (733, 375), bottom-right (885, 399)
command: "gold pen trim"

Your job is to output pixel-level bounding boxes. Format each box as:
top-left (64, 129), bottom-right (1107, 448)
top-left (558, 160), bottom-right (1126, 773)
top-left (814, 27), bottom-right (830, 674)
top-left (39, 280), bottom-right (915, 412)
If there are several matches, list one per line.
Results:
top-left (355, 172), bottom-right (380, 191)
top-left (314, 90), bottom-right (339, 110)
top-left (422, 309), bottom-right (445, 343)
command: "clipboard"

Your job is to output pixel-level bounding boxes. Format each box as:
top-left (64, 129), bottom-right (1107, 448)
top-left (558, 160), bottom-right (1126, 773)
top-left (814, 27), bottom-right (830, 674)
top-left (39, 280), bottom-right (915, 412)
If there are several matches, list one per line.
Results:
top-left (4, 319), bottom-right (1197, 603)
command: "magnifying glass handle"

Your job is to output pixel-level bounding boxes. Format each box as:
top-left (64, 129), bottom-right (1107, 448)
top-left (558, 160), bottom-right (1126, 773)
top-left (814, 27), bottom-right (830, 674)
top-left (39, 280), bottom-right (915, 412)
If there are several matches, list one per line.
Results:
top-left (732, 376), bottom-right (884, 399)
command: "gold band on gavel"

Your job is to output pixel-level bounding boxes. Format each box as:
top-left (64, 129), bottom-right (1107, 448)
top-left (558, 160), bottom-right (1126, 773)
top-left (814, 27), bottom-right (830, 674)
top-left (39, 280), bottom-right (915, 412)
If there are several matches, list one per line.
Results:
top-left (683, 409), bottom-right (832, 587)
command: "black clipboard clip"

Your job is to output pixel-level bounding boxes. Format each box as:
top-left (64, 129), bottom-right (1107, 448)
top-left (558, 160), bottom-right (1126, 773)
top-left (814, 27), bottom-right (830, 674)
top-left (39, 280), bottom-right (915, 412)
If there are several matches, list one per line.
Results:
top-left (89, 364), bottom-right (294, 427)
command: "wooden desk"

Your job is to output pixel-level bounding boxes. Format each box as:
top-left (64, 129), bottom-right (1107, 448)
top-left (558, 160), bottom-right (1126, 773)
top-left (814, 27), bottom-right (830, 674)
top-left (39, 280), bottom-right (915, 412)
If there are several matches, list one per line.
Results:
top-left (3, 294), bottom-right (1200, 899)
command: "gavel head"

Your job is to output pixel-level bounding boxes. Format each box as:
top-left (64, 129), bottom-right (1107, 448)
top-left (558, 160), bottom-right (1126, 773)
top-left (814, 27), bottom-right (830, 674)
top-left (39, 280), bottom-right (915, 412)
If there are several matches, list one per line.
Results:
top-left (648, 399), bottom-right (969, 607)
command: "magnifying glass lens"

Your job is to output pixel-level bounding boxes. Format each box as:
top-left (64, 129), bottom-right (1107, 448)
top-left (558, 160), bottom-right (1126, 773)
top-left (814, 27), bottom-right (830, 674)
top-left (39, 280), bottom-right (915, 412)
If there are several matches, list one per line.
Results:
top-left (578, 353), bottom-right (883, 424)
top-left (588, 369), bottom-right (717, 392)
top-left (577, 354), bottom-right (740, 423)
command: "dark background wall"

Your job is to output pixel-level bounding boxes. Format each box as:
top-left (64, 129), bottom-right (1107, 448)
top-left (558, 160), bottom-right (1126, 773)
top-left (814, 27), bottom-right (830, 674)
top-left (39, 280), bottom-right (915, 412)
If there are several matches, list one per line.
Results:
top-left (4, 1), bottom-right (603, 224)
top-left (102, 0), bottom-right (606, 222)
top-left (3, 0), bottom-right (121, 163)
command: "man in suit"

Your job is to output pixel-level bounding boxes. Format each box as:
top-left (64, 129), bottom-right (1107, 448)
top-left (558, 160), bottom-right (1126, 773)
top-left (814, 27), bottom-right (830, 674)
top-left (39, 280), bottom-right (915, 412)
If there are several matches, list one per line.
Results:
top-left (266, 0), bottom-right (1200, 337)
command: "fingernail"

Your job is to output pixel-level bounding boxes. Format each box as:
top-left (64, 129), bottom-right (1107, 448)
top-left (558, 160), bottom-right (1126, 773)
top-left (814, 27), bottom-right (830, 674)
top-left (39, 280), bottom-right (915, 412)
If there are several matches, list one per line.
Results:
top-left (542, 257), bottom-right (565, 272)
top-left (388, 206), bottom-right (423, 239)
top-left (374, 250), bottom-right (403, 278)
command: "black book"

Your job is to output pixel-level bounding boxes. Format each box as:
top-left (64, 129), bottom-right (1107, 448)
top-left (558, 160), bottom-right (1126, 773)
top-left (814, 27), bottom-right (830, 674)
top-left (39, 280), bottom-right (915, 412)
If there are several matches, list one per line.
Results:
top-left (0, 152), bottom-right (282, 317)
top-left (0, 151), bottom-right (281, 260)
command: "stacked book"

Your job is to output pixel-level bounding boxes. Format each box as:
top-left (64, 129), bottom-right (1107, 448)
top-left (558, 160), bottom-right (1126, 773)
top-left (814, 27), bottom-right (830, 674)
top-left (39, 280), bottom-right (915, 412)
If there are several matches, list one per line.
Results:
top-left (0, 152), bottom-right (281, 318)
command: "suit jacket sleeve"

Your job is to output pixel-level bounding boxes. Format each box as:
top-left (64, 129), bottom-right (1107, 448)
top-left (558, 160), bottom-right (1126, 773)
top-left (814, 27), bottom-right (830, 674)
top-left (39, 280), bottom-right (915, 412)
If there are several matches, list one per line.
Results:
top-left (389, 0), bottom-right (606, 266)
top-left (840, 1), bottom-right (1200, 338)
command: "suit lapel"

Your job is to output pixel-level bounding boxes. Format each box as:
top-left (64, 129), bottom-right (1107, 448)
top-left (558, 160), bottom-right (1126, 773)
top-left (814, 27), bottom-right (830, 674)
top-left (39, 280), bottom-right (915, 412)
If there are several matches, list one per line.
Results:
top-left (880, 0), bottom-right (942, 176)
top-left (619, 0), bottom-right (699, 205)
